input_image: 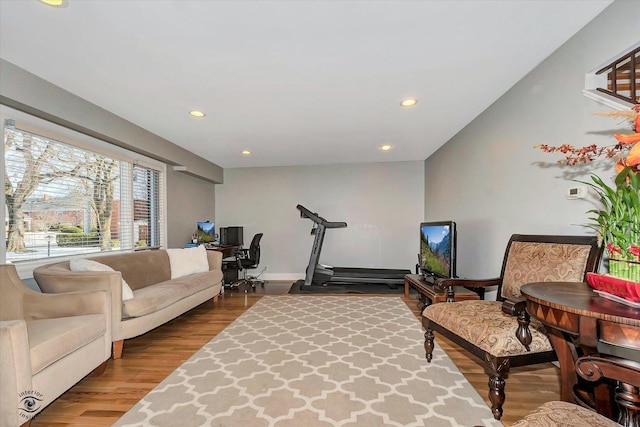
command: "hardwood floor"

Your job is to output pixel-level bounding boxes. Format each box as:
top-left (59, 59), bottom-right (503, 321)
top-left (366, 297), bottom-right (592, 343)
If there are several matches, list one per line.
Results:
top-left (30, 282), bottom-right (560, 426)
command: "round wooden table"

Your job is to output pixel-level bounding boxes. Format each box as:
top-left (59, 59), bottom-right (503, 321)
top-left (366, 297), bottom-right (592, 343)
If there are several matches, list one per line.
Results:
top-left (521, 281), bottom-right (640, 423)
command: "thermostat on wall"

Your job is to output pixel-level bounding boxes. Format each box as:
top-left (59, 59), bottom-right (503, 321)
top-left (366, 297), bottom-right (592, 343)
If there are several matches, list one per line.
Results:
top-left (566, 186), bottom-right (587, 199)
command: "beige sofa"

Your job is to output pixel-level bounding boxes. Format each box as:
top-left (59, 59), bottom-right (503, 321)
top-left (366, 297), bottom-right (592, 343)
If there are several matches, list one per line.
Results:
top-left (1, 264), bottom-right (111, 427)
top-left (33, 247), bottom-right (223, 359)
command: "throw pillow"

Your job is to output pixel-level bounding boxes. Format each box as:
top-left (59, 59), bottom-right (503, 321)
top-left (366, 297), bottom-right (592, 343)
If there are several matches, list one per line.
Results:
top-left (70, 258), bottom-right (134, 301)
top-left (166, 245), bottom-right (209, 279)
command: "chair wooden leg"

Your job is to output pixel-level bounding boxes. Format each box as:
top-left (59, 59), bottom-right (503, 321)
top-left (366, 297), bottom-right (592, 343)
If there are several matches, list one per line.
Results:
top-left (485, 355), bottom-right (510, 420)
top-left (91, 359), bottom-right (109, 376)
top-left (488, 373), bottom-right (506, 420)
top-left (113, 340), bottom-right (124, 359)
top-left (424, 329), bottom-right (435, 363)
top-left (616, 381), bottom-right (640, 425)
top-left (213, 294), bottom-right (219, 303)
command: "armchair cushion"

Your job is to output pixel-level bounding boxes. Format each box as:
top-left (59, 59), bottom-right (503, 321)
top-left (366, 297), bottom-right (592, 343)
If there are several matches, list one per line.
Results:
top-left (28, 314), bottom-right (106, 375)
top-left (511, 401), bottom-right (618, 427)
top-left (501, 241), bottom-right (592, 299)
top-left (424, 300), bottom-right (553, 357)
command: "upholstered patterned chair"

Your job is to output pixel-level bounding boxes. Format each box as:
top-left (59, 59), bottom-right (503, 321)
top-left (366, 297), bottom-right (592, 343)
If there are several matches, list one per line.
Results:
top-left (422, 234), bottom-right (602, 420)
top-left (512, 355), bottom-right (640, 426)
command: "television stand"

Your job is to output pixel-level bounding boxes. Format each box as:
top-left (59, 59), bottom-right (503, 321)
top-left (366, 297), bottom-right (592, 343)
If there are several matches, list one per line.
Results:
top-left (404, 274), bottom-right (480, 310)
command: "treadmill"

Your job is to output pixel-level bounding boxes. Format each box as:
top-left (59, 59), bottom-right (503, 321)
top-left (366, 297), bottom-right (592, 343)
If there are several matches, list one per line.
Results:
top-left (297, 204), bottom-right (410, 287)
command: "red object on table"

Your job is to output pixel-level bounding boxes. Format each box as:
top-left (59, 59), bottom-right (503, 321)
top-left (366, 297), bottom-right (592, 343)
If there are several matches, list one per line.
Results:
top-left (586, 272), bottom-right (640, 303)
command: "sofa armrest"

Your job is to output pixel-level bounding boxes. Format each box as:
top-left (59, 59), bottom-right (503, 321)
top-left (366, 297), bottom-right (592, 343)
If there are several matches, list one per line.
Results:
top-left (207, 250), bottom-right (223, 271)
top-left (0, 320), bottom-right (33, 427)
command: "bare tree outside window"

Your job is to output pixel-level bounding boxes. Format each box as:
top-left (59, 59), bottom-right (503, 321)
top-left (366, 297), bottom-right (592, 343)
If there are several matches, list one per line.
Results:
top-left (4, 128), bottom-right (85, 253)
top-left (2, 120), bottom-right (163, 262)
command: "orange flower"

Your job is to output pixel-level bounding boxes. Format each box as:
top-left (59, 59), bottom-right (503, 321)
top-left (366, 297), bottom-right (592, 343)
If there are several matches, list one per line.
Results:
top-left (626, 141), bottom-right (640, 166)
top-left (614, 133), bottom-right (640, 145)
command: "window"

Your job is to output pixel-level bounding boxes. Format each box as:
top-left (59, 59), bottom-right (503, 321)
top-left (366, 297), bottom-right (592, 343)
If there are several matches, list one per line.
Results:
top-left (132, 163), bottom-right (162, 249)
top-left (2, 109), bottom-right (165, 267)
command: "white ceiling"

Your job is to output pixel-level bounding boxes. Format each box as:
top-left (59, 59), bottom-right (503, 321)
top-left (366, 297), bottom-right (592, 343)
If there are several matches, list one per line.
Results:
top-left (0, 0), bottom-right (612, 169)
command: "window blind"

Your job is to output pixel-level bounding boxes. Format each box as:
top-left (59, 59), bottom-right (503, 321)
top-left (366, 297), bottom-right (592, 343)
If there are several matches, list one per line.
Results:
top-left (2, 117), bottom-right (165, 263)
top-left (132, 163), bottom-right (162, 249)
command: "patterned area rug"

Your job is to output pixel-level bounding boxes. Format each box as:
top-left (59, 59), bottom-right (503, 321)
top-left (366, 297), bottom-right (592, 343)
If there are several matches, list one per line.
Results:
top-left (114, 296), bottom-right (502, 427)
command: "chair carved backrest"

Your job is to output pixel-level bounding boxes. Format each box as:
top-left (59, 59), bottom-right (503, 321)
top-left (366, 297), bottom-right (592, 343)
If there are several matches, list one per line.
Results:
top-left (498, 235), bottom-right (602, 301)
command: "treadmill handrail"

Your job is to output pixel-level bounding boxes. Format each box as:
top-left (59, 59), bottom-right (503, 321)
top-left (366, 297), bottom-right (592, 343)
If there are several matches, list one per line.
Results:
top-left (296, 204), bottom-right (347, 228)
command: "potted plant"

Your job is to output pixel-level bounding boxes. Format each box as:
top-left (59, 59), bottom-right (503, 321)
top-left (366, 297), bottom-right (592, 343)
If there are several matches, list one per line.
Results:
top-left (536, 105), bottom-right (640, 292)
top-left (580, 167), bottom-right (639, 282)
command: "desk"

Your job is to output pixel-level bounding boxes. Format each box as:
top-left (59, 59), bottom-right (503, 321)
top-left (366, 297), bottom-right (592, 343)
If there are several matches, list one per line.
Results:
top-left (404, 274), bottom-right (480, 309)
top-left (521, 282), bottom-right (640, 421)
top-left (206, 245), bottom-right (242, 285)
top-left (207, 245), bottom-right (241, 258)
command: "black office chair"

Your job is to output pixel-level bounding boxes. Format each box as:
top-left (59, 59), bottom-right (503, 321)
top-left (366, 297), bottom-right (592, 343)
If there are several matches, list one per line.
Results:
top-left (225, 233), bottom-right (265, 291)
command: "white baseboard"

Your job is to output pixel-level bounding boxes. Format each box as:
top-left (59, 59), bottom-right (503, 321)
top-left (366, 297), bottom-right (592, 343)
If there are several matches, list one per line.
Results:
top-left (260, 273), bottom-right (304, 281)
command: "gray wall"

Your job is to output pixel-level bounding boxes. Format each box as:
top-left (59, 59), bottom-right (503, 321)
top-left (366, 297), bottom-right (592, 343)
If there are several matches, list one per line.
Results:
top-left (166, 168), bottom-right (217, 248)
top-left (216, 161), bottom-right (424, 281)
top-left (424, 0), bottom-right (639, 281)
top-left (0, 60), bottom-right (222, 266)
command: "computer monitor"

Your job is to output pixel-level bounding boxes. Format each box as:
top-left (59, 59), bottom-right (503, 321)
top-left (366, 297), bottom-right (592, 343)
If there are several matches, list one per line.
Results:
top-left (419, 221), bottom-right (456, 279)
top-left (220, 226), bottom-right (243, 246)
top-left (197, 221), bottom-right (215, 243)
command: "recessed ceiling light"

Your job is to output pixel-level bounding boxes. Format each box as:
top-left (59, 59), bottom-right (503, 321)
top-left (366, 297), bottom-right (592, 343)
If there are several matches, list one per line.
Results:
top-left (400, 99), bottom-right (417, 107)
top-left (241, 150), bottom-right (251, 155)
top-left (380, 145), bottom-right (393, 151)
top-left (189, 110), bottom-right (206, 118)
top-left (40, 0), bottom-right (65, 6)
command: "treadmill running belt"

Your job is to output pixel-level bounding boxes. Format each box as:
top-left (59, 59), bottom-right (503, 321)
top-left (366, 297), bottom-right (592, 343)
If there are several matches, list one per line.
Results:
top-left (331, 267), bottom-right (410, 278)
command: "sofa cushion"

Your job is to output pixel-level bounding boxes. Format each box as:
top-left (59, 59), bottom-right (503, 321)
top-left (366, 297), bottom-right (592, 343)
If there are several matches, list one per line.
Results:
top-left (27, 314), bottom-right (106, 375)
top-left (92, 251), bottom-right (171, 290)
top-left (70, 258), bottom-right (134, 300)
top-left (166, 245), bottom-right (209, 279)
top-left (122, 270), bottom-right (221, 318)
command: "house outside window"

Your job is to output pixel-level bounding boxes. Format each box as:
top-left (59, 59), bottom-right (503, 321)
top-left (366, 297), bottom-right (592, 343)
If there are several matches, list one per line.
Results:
top-left (1, 107), bottom-right (166, 269)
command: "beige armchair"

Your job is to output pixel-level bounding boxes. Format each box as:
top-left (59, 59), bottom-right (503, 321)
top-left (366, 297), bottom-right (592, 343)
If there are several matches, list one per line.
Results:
top-left (422, 234), bottom-right (602, 420)
top-left (0, 264), bottom-right (111, 427)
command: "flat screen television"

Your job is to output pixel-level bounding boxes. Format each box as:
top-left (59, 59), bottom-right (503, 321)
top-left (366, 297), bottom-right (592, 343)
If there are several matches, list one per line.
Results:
top-left (419, 221), bottom-right (456, 279)
top-left (197, 221), bottom-right (215, 243)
